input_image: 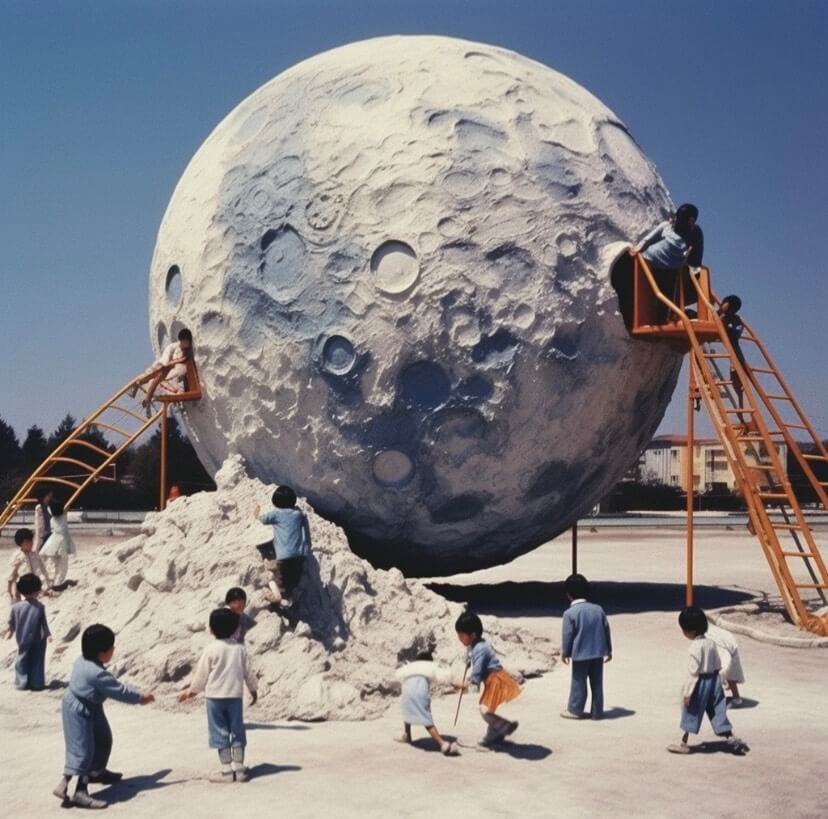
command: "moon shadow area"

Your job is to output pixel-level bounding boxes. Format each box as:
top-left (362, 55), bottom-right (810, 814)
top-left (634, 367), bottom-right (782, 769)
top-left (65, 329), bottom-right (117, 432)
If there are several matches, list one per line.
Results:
top-left (426, 580), bottom-right (755, 618)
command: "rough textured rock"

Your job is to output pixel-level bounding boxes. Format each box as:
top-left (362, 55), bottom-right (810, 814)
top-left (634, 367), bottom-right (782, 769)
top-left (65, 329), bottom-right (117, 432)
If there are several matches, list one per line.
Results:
top-left (12, 456), bottom-right (553, 721)
top-left (148, 36), bottom-right (681, 575)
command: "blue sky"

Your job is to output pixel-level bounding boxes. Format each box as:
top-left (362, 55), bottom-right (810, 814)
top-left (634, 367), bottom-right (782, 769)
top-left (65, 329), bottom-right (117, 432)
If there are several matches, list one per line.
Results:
top-left (1, 0), bottom-right (826, 443)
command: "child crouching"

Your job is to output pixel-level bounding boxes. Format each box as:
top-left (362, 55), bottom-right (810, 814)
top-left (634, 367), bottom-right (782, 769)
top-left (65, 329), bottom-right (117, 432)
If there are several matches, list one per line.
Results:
top-left (55, 624), bottom-right (154, 808)
top-left (455, 611), bottom-right (521, 748)
top-left (179, 608), bottom-right (259, 782)
top-left (394, 651), bottom-right (461, 756)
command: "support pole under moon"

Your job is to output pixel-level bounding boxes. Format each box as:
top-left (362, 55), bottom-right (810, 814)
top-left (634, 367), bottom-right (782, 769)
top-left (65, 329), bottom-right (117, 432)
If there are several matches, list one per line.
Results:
top-left (686, 363), bottom-right (696, 607)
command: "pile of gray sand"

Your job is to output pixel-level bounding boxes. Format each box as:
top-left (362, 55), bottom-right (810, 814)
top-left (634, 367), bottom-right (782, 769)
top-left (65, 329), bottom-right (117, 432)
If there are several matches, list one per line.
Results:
top-left (8, 456), bottom-right (554, 720)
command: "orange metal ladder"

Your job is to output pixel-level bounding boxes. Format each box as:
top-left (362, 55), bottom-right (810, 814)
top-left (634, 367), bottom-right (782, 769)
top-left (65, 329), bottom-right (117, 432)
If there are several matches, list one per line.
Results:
top-left (630, 252), bottom-right (828, 635)
top-left (0, 358), bottom-right (202, 530)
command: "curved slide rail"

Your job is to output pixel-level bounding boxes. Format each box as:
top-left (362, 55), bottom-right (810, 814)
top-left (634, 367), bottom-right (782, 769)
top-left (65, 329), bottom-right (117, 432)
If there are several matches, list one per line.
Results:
top-left (0, 358), bottom-right (202, 529)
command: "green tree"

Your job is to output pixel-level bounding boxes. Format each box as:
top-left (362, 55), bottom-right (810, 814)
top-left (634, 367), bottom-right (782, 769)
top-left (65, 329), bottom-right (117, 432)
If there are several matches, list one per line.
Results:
top-left (0, 416), bottom-right (24, 504)
top-left (21, 425), bottom-right (49, 471)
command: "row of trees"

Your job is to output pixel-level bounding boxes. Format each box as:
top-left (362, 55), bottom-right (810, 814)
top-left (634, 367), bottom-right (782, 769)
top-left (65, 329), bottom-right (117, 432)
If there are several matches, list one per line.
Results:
top-left (0, 413), bottom-right (215, 511)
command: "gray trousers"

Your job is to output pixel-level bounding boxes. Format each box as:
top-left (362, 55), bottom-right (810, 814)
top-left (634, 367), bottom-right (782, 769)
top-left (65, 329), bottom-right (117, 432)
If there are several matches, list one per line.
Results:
top-left (15, 639), bottom-right (47, 691)
top-left (680, 672), bottom-right (732, 735)
top-left (63, 693), bottom-right (113, 776)
top-left (568, 658), bottom-right (604, 718)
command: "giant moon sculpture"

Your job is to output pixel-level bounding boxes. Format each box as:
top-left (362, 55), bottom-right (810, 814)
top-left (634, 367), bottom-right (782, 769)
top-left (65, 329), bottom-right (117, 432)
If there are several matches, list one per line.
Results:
top-left (149, 36), bottom-right (681, 575)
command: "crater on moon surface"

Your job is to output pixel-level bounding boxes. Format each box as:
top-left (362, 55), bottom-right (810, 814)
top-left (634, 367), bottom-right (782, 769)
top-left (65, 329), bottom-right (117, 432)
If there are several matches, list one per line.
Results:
top-left (148, 35), bottom-right (680, 575)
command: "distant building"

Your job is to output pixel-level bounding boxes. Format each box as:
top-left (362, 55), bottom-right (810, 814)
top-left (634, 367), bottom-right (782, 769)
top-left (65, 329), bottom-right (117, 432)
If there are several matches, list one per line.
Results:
top-left (636, 434), bottom-right (787, 492)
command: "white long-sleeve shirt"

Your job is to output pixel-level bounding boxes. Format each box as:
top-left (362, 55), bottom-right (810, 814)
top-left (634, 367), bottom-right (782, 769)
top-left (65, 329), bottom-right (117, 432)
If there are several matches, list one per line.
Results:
top-left (189, 638), bottom-right (257, 699)
top-left (394, 660), bottom-right (452, 685)
top-left (682, 636), bottom-right (722, 697)
top-left (7, 549), bottom-right (51, 598)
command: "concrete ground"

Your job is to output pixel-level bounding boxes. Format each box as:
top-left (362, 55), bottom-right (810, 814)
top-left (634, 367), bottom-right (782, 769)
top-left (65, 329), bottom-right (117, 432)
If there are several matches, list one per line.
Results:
top-left (2, 528), bottom-right (826, 818)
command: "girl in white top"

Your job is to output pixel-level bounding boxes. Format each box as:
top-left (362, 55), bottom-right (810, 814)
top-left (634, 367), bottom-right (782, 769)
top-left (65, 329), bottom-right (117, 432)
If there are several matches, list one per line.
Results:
top-left (39, 500), bottom-right (76, 588)
top-left (394, 651), bottom-right (461, 756)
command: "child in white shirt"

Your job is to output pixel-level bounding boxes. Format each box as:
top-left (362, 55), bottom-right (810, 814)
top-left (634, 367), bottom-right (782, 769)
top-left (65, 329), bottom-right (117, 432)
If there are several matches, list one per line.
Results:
top-left (179, 608), bottom-right (259, 782)
top-left (705, 622), bottom-right (746, 706)
top-left (667, 607), bottom-right (747, 755)
top-left (39, 501), bottom-right (76, 589)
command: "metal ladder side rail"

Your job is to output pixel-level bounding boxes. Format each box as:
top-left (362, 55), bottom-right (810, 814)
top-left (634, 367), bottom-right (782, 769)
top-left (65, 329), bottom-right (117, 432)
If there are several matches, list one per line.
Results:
top-left (637, 255), bottom-right (826, 629)
top-left (0, 384), bottom-right (159, 530)
top-left (686, 275), bottom-right (828, 617)
top-left (708, 292), bottom-right (828, 508)
top-left (690, 347), bottom-right (824, 626)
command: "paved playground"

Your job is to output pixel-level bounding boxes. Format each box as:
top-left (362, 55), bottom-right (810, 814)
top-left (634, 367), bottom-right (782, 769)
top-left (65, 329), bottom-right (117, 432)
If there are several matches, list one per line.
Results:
top-left (1, 527), bottom-right (825, 818)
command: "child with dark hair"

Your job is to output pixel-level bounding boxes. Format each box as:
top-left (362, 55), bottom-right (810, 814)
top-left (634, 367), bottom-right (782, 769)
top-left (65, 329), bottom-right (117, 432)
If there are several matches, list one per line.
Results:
top-left (33, 486), bottom-right (54, 551)
top-left (394, 650), bottom-right (461, 756)
top-left (667, 606), bottom-right (748, 755)
top-left (254, 486), bottom-right (312, 607)
top-left (179, 608), bottom-right (259, 783)
top-left (6, 573), bottom-right (50, 691)
top-left (55, 624), bottom-right (154, 808)
top-left (40, 499), bottom-right (76, 590)
top-left (718, 294), bottom-right (747, 407)
top-left (455, 611), bottom-right (521, 748)
top-left (132, 326), bottom-right (195, 415)
top-left (225, 587), bottom-right (257, 643)
top-left (560, 573), bottom-right (612, 720)
top-left (7, 527), bottom-right (52, 600)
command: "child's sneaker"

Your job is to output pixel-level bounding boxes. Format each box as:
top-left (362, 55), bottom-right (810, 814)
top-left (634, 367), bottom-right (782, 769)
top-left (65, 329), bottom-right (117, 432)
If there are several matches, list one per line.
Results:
top-left (210, 771), bottom-right (235, 784)
top-left (441, 741), bottom-right (460, 756)
top-left (504, 720), bottom-right (519, 737)
top-left (666, 742), bottom-right (691, 754)
top-left (726, 735), bottom-right (749, 754)
top-left (52, 778), bottom-right (69, 802)
top-left (88, 769), bottom-right (123, 784)
top-left (559, 710), bottom-right (585, 720)
top-left (234, 767), bottom-right (251, 782)
top-left (728, 697), bottom-right (744, 709)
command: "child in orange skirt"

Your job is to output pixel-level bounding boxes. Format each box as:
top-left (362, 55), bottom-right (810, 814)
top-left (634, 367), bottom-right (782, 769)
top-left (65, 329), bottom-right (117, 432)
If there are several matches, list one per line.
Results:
top-left (455, 611), bottom-right (521, 748)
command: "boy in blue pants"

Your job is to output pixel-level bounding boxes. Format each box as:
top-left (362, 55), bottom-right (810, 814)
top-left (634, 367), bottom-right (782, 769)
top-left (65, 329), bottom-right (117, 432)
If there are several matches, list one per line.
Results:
top-left (560, 573), bottom-right (612, 720)
top-left (6, 573), bottom-right (50, 690)
top-left (667, 607), bottom-right (748, 755)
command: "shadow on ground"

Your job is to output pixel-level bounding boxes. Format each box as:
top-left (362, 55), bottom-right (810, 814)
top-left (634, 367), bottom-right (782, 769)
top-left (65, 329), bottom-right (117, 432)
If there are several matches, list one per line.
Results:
top-left (94, 769), bottom-right (178, 804)
top-left (245, 722), bottom-right (311, 731)
top-left (248, 763), bottom-right (302, 778)
top-left (427, 580), bottom-right (755, 618)
top-left (489, 740), bottom-right (552, 761)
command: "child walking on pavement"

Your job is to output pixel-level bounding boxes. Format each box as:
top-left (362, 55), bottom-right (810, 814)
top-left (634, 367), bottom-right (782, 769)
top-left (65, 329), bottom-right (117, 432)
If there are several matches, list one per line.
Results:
top-left (455, 611), bottom-right (521, 748)
top-left (6, 573), bottom-right (50, 691)
top-left (706, 621), bottom-right (747, 707)
top-left (667, 607), bottom-right (748, 755)
top-left (394, 651), bottom-right (461, 756)
top-left (560, 573), bottom-right (612, 720)
top-left (179, 608), bottom-right (259, 783)
top-left (55, 624), bottom-right (155, 808)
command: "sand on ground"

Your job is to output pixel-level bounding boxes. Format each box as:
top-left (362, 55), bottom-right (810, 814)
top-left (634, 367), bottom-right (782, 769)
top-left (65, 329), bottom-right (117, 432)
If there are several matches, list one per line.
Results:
top-left (1, 527), bottom-right (826, 819)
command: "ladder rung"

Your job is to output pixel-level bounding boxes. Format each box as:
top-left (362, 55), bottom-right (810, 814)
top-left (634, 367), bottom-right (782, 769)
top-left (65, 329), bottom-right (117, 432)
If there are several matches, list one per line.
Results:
top-left (781, 551), bottom-right (816, 558)
top-left (69, 439), bottom-right (112, 458)
top-left (714, 379), bottom-right (733, 385)
top-left (794, 583), bottom-right (828, 589)
top-left (747, 463), bottom-right (775, 470)
top-left (772, 523), bottom-right (801, 530)
top-left (766, 394), bottom-right (791, 401)
top-left (738, 435), bottom-right (767, 442)
top-left (784, 424), bottom-right (809, 430)
top-left (751, 367), bottom-right (775, 374)
top-left (110, 404), bottom-right (147, 422)
top-left (90, 421), bottom-right (132, 438)
top-left (803, 454), bottom-right (828, 461)
top-left (50, 457), bottom-right (97, 472)
top-left (758, 492), bottom-right (789, 499)
top-left (703, 352), bottom-right (731, 358)
top-left (724, 408), bottom-right (755, 413)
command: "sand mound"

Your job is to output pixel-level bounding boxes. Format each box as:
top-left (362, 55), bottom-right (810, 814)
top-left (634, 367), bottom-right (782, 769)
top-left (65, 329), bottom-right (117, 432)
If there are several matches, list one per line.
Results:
top-left (13, 456), bottom-right (554, 720)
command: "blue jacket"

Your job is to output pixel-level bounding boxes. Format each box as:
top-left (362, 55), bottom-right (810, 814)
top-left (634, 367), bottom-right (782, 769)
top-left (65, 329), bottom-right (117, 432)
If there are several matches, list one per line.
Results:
top-left (259, 507), bottom-right (312, 560)
top-left (561, 600), bottom-right (612, 661)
